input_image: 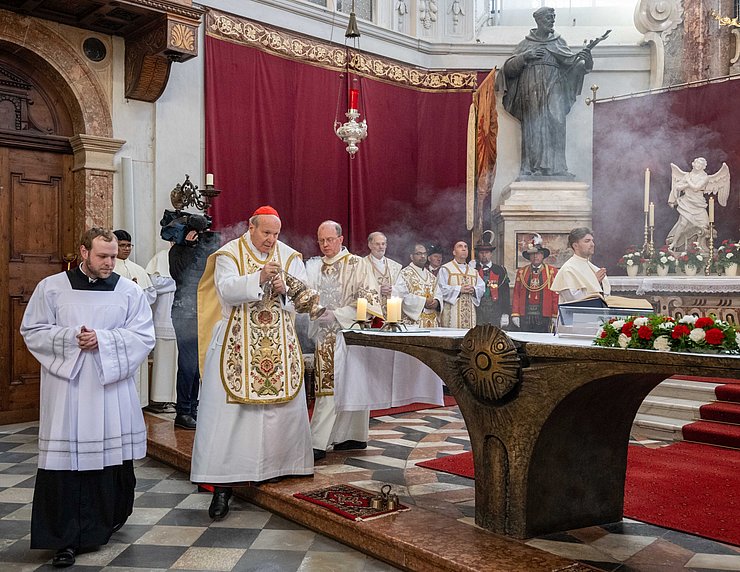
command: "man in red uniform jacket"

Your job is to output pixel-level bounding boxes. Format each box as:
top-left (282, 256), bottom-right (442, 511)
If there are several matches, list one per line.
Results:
top-left (512, 235), bottom-right (559, 332)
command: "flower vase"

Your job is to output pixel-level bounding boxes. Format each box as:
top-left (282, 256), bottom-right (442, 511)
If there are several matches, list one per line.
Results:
top-left (656, 265), bottom-right (670, 277)
top-left (684, 264), bottom-right (699, 276)
top-left (626, 265), bottom-right (639, 277)
top-left (726, 263), bottom-right (738, 277)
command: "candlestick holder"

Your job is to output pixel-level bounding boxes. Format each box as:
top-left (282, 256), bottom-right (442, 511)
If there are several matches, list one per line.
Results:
top-left (379, 321), bottom-right (407, 333)
top-left (705, 222), bottom-right (714, 276)
top-left (349, 319), bottom-right (370, 330)
top-left (641, 211), bottom-right (649, 257)
top-left (645, 225), bottom-right (655, 275)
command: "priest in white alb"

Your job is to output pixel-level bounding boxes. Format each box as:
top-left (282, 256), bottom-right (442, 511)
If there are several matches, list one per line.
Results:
top-left (364, 231), bottom-right (402, 315)
top-left (113, 229), bottom-right (156, 406)
top-left (20, 228), bottom-right (154, 568)
top-left (550, 227), bottom-right (611, 306)
top-left (438, 240), bottom-right (485, 328)
top-left (393, 242), bottom-right (443, 328)
top-left (191, 206), bottom-right (313, 522)
top-left (307, 220), bottom-right (382, 461)
top-left (145, 243), bottom-right (178, 411)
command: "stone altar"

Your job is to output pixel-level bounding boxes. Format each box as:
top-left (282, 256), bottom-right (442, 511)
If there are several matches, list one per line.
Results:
top-left (342, 326), bottom-right (739, 539)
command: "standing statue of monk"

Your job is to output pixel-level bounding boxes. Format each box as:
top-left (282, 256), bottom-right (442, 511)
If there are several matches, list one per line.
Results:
top-left (497, 7), bottom-right (607, 179)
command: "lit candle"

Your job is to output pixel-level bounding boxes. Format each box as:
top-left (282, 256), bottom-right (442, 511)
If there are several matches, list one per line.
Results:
top-left (206, 173), bottom-right (214, 186)
top-left (708, 196), bottom-right (714, 223)
top-left (356, 297), bottom-right (367, 321)
top-left (648, 202), bottom-right (654, 227)
top-left (643, 168), bottom-right (650, 212)
top-left (386, 297), bottom-right (402, 323)
top-left (349, 88), bottom-right (359, 111)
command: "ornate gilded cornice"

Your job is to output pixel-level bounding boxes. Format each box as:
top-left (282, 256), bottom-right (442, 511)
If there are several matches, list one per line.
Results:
top-left (206, 10), bottom-right (477, 92)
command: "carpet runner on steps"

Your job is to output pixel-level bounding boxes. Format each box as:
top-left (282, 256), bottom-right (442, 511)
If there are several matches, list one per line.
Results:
top-left (678, 376), bottom-right (740, 449)
top-left (415, 442), bottom-right (740, 547)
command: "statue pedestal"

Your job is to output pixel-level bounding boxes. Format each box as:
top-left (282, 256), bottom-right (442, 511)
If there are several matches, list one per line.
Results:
top-left (493, 180), bottom-right (591, 271)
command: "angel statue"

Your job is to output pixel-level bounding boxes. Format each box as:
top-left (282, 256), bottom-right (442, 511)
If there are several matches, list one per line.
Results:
top-left (666, 157), bottom-right (730, 252)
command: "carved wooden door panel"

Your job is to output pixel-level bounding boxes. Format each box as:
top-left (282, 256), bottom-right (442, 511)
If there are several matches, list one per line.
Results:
top-left (0, 148), bottom-right (75, 424)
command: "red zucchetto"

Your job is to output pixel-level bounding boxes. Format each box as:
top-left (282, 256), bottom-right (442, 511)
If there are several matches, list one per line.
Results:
top-left (252, 205), bottom-right (280, 219)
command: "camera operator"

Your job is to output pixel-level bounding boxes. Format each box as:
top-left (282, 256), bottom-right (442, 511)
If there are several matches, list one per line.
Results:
top-left (167, 213), bottom-right (217, 430)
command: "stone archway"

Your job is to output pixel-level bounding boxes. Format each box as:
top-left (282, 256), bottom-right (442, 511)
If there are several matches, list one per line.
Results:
top-left (0, 10), bottom-right (124, 234)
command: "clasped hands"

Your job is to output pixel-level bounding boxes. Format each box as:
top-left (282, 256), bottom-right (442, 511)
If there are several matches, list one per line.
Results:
top-left (460, 284), bottom-right (475, 295)
top-left (77, 326), bottom-right (98, 351)
top-left (260, 261), bottom-right (286, 295)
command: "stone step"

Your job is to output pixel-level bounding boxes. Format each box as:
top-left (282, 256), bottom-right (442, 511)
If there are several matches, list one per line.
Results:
top-left (638, 395), bottom-right (706, 421)
top-left (632, 413), bottom-right (690, 442)
top-left (647, 378), bottom-right (720, 402)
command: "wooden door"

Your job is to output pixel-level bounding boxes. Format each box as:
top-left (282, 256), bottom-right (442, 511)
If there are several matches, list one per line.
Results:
top-left (0, 148), bottom-right (75, 424)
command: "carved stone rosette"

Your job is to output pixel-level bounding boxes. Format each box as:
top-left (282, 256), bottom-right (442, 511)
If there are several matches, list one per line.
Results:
top-left (458, 325), bottom-right (521, 402)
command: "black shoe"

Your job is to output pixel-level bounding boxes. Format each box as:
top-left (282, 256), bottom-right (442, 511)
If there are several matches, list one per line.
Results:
top-left (313, 448), bottom-right (326, 461)
top-left (333, 440), bottom-right (367, 451)
top-left (208, 487), bottom-right (232, 520)
top-left (52, 547), bottom-right (76, 568)
top-left (174, 413), bottom-right (196, 430)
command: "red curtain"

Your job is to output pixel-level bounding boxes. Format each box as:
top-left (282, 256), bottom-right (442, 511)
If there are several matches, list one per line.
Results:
top-left (205, 34), bottom-right (474, 260)
top-left (593, 78), bottom-right (740, 273)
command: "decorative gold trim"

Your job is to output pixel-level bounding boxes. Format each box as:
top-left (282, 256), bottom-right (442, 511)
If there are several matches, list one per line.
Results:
top-left (206, 10), bottom-right (477, 92)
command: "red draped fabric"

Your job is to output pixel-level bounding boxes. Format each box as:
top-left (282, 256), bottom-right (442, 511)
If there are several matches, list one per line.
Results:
top-left (205, 33), bottom-right (475, 259)
top-left (593, 78), bottom-right (740, 274)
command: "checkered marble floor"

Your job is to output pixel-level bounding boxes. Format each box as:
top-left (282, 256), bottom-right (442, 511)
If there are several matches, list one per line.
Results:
top-left (2, 406), bottom-right (740, 572)
top-left (0, 421), bottom-right (399, 571)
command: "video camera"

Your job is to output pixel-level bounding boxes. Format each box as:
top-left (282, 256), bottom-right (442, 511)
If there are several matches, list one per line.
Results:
top-left (160, 209), bottom-right (212, 245)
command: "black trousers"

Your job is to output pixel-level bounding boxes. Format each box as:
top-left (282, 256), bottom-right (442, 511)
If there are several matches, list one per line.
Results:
top-left (31, 461), bottom-right (135, 550)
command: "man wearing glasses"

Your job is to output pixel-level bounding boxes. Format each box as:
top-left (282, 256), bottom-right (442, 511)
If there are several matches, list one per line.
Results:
top-left (114, 230), bottom-right (157, 407)
top-left (306, 221), bottom-right (382, 461)
top-left (392, 243), bottom-right (443, 328)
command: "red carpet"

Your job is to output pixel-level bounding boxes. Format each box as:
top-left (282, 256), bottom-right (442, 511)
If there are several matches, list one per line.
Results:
top-left (370, 395), bottom-right (457, 418)
top-left (416, 442), bottom-right (740, 546)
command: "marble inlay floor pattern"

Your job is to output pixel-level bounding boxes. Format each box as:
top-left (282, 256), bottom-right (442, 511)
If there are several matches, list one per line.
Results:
top-left (1, 404), bottom-right (739, 571)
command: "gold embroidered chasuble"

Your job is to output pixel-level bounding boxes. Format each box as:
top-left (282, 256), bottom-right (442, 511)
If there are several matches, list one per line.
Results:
top-left (395, 264), bottom-right (441, 328)
top-left (439, 260), bottom-right (480, 329)
top-left (198, 236), bottom-right (304, 404)
top-left (306, 249), bottom-right (382, 397)
top-left (364, 255), bottom-right (402, 312)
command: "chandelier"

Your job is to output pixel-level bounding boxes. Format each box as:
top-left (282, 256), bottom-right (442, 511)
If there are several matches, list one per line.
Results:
top-left (334, 1), bottom-right (368, 157)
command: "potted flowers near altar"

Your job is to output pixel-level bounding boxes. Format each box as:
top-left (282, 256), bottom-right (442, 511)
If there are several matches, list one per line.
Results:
top-left (648, 246), bottom-right (677, 276)
top-left (594, 314), bottom-right (740, 354)
top-left (618, 245), bottom-right (645, 277)
top-left (715, 240), bottom-right (739, 277)
top-left (677, 243), bottom-right (705, 276)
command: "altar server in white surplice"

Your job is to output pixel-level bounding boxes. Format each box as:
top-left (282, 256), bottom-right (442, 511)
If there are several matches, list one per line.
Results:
top-left (145, 245), bottom-right (178, 408)
top-left (307, 220), bottom-right (382, 461)
top-left (113, 229), bottom-right (156, 407)
top-left (550, 227), bottom-right (611, 306)
top-left (20, 228), bottom-right (154, 568)
top-left (438, 240), bottom-right (485, 328)
top-left (364, 231), bottom-right (402, 315)
top-left (191, 206), bottom-right (313, 522)
top-left (393, 242), bottom-right (443, 328)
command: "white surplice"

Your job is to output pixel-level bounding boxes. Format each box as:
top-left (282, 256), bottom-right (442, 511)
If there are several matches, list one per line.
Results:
top-left (550, 254), bottom-right (612, 304)
top-left (145, 249), bottom-right (178, 404)
top-left (115, 258), bottom-right (156, 406)
top-left (190, 235), bottom-right (312, 483)
top-left (20, 271), bottom-right (155, 471)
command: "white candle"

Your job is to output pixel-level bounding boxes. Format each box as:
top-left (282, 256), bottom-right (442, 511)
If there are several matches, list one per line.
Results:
top-left (708, 196), bottom-right (714, 223)
top-left (648, 202), bottom-right (654, 227)
top-left (386, 297), bottom-right (402, 323)
top-left (356, 297), bottom-right (367, 321)
top-left (643, 168), bottom-right (650, 212)
top-left (206, 173), bottom-right (214, 186)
